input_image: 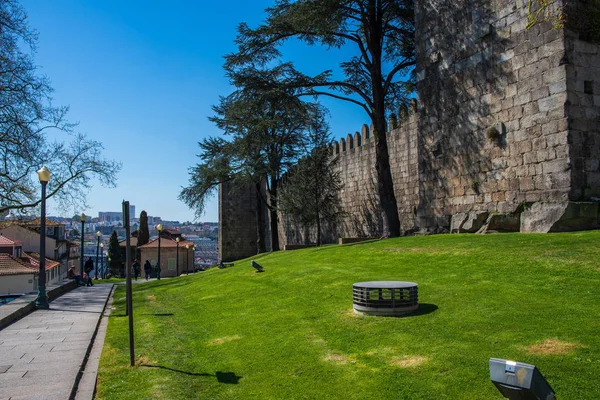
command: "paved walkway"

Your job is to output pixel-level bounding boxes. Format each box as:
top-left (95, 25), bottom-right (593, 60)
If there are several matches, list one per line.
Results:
top-left (0, 284), bottom-right (113, 400)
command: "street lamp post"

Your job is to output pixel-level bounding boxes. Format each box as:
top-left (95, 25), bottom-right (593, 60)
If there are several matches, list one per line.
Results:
top-left (100, 243), bottom-right (105, 278)
top-left (95, 231), bottom-right (101, 279)
top-left (185, 244), bottom-right (189, 274)
top-left (175, 237), bottom-right (180, 277)
top-left (35, 166), bottom-right (51, 310)
top-left (80, 213), bottom-right (86, 276)
top-left (156, 224), bottom-right (162, 280)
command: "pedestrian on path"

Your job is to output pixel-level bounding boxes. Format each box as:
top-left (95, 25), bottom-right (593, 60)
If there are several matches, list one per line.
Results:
top-left (144, 260), bottom-right (151, 281)
top-left (132, 259), bottom-right (140, 281)
top-left (68, 266), bottom-right (84, 286)
top-left (84, 257), bottom-right (94, 286)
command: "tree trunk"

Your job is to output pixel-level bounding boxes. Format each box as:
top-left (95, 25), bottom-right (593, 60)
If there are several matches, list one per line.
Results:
top-left (373, 115), bottom-right (401, 237)
top-left (269, 176), bottom-right (280, 251)
top-left (369, 4), bottom-right (401, 238)
top-left (255, 182), bottom-right (266, 254)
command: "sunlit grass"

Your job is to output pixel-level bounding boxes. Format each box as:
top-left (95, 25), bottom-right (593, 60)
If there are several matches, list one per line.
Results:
top-left (97, 232), bottom-right (600, 399)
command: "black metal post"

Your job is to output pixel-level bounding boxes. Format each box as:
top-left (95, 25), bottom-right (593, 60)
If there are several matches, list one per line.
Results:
top-left (80, 217), bottom-right (85, 276)
top-left (35, 181), bottom-right (49, 309)
top-left (123, 201), bottom-right (135, 366)
top-left (95, 233), bottom-right (100, 279)
top-left (176, 240), bottom-right (179, 277)
top-left (157, 232), bottom-right (161, 280)
top-left (100, 247), bottom-right (104, 278)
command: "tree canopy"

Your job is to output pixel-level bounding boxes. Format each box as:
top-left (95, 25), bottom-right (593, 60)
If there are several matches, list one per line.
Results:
top-left (278, 116), bottom-right (343, 246)
top-left (0, 0), bottom-right (121, 216)
top-left (225, 0), bottom-right (415, 237)
top-left (180, 64), bottom-right (329, 250)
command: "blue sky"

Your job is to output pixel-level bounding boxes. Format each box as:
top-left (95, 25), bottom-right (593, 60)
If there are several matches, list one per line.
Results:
top-left (23, 1), bottom-right (371, 223)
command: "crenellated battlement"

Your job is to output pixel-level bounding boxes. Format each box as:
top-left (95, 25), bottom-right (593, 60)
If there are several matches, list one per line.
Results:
top-left (331, 99), bottom-right (419, 156)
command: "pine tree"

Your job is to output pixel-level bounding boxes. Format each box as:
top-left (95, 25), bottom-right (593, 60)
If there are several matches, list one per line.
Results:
top-left (107, 231), bottom-right (123, 277)
top-left (137, 210), bottom-right (149, 260)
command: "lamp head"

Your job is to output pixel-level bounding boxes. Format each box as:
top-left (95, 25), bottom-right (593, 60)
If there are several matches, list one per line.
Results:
top-left (37, 166), bottom-right (51, 183)
top-left (80, 213), bottom-right (86, 222)
top-left (176, 237), bottom-right (180, 243)
top-left (96, 231), bottom-right (102, 237)
top-left (157, 224), bottom-right (162, 231)
top-left (100, 243), bottom-right (104, 248)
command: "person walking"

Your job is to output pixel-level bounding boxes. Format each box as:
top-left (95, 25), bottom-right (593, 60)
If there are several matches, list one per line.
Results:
top-left (144, 260), bottom-right (152, 281)
top-left (84, 257), bottom-right (94, 286)
top-left (132, 259), bottom-right (141, 281)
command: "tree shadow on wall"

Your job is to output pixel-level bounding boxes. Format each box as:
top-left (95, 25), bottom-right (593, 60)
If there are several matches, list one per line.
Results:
top-left (348, 175), bottom-right (383, 238)
top-left (415, 2), bottom-right (520, 229)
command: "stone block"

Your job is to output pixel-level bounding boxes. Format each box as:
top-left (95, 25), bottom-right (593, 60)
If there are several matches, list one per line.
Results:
top-left (450, 212), bottom-right (467, 233)
top-left (521, 202), bottom-right (599, 232)
top-left (461, 211), bottom-right (489, 233)
top-left (477, 212), bottom-right (521, 233)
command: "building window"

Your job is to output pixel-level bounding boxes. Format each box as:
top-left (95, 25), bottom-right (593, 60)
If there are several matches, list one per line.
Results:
top-left (168, 258), bottom-right (176, 270)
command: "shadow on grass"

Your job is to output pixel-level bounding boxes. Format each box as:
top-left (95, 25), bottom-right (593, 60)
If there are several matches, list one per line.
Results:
top-left (141, 313), bottom-right (174, 316)
top-left (140, 364), bottom-right (242, 384)
top-left (410, 303), bottom-right (438, 317)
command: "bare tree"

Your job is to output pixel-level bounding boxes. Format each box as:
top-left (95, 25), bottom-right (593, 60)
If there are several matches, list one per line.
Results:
top-left (0, 0), bottom-right (120, 215)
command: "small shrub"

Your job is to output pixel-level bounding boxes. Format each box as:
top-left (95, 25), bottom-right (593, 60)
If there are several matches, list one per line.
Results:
top-left (486, 125), bottom-right (501, 144)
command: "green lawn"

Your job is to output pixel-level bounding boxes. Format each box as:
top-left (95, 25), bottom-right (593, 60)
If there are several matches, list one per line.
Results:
top-left (97, 232), bottom-right (600, 399)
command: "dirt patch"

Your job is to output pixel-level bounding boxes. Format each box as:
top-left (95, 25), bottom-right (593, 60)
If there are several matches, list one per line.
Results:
top-left (324, 352), bottom-right (356, 365)
top-left (208, 335), bottom-right (242, 346)
top-left (365, 347), bottom-right (397, 357)
top-left (390, 355), bottom-right (427, 368)
top-left (382, 247), bottom-right (436, 253)
top-left (527, 339), bottom-right (581, 355)
top-left (146, 294), bottom-right (156, 302)
top-left (136, 356), bottom-right (150, 365)
top-left (341, 308), bottom-right (363, 319)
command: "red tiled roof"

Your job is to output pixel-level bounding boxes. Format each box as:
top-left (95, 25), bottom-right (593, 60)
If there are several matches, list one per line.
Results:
top-left (22, 252), bottom-right (60, 270)
top-left (0, 218), bottom-right (63, 229)
top-left (0, 235), bottom-right (22, 246)
top-left (138, 238), bottom-right (195, 249)
top-left (20, 218), bottom-right (63, 227)
top-left (0, 253), bottom-right (36, 276)
top-left (118, 237), bottom-right (139, 247)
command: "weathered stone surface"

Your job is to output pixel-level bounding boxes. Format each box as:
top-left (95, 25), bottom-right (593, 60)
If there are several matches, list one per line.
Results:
top-left (461, 212), bottom-right (489, 233)
top-left (477, 212), bottom-right (521, 234)
top-left (521, 202), bottom-right (600, 233)
top-left (450, 212), bottom-right (467, 233)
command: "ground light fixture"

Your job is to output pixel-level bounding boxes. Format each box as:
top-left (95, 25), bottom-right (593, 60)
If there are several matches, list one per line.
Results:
top-left (35, 166), bottom-right (51, 310)
top-left (489, 358), bottom-right (556, 400)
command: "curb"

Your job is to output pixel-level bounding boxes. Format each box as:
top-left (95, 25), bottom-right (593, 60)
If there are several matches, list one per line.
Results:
top-left (70, 284), bottom-right (115, 400)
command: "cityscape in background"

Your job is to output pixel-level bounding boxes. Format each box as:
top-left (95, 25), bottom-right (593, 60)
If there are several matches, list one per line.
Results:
top-left (6, 204), bottom-right (219, 272)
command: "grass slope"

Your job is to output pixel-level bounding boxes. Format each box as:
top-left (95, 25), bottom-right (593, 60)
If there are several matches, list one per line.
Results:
top-left (97, 232), bottom-right (600, 399)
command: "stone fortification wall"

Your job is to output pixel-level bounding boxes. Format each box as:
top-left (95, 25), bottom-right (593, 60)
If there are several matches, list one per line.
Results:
top-left (278, 106), bottom-right (419, 246)
top-left (414, 0), bottom-right (572, 231)
top-left (332, 105), bottom-right (420, 237)
top-left (563, 17), bottom-right (600, 201)
top-left (219, 0), bottom-right (600, 261)
top-left (219, 182), bottom-right (258, 262)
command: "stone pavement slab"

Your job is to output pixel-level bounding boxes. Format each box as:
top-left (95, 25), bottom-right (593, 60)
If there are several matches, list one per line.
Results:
top-left (0, 284), bottom-right (113, 400)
